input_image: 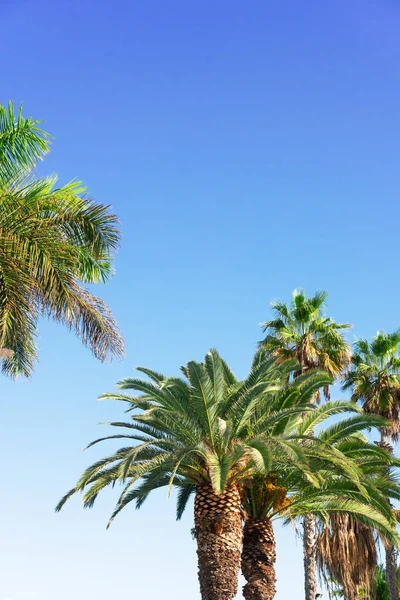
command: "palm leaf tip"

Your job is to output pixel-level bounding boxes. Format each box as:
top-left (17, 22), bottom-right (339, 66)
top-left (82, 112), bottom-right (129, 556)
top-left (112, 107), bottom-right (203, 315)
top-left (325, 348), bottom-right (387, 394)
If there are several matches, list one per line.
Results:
top-left (55, 488), bottom-right (76, 512)
top-left (0, 110), bottom-right (124, 377)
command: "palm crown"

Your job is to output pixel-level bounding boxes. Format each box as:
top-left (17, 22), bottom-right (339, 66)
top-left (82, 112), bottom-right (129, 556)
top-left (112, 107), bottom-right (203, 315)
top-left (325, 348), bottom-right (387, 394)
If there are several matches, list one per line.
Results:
top-left (343, 331), bottom-right (400, 442)
top-left (242, 408), bottom-right (400, 529)
top-left (58, 350), bottom-right (336, 519)
top-left (260, 289), bottom-right (351, 400)
top-left (57, 349), bottom-right (400, 534)
top-left (0, 102), bottom-right (124, 376)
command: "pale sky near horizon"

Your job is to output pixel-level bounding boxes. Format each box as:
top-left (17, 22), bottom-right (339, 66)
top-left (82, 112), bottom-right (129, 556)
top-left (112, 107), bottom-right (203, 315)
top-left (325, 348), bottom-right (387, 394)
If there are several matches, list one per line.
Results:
top-left (1, 1), bottom-right (400, 598)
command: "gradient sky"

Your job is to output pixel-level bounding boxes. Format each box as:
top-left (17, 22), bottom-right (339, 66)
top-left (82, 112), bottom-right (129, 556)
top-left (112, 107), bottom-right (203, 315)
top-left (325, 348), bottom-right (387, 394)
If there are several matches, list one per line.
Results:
top-left (1, 1), bottom-right (400, 598)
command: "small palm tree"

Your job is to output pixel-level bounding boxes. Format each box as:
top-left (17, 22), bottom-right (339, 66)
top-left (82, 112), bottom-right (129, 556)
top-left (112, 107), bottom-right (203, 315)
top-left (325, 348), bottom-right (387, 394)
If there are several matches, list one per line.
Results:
top-left (260, 289), bottom-right (352, 600)
top-left (0, 102), bottom-right (123, 376)
top-left (241, 401), bottom-right (400, 600)
top-left (343, 331), bottom-right (400, 600)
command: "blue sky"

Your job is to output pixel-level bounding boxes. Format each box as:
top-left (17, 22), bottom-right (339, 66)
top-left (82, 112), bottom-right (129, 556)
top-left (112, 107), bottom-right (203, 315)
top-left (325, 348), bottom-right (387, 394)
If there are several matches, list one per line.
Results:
top-left (1, 0), bottom-right (400, 598)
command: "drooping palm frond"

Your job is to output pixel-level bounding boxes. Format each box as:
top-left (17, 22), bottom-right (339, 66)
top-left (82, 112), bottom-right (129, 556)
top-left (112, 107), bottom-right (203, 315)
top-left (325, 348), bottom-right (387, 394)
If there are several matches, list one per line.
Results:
top-left (0, 104), bottom-right (123, 376)
top-left (316, 513), bottom-right (377, 600)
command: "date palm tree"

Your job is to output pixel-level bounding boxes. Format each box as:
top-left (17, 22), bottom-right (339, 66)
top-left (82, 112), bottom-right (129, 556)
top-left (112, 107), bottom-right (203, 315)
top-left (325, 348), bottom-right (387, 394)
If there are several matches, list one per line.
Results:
top-left (314, 436), bottom-right (400, 600)
top-left (240, 400), bottom-right (400, 600)
top-left (0, 101), bottom-right (123, 376)
top-left (57, 349), bottom-right (287, 600)
top-left (57, 350), bottom-right (399, 600)
top-left (260, 289), bottom-right (352, 600)
top-left (343, 331), bottom-right (400, 600)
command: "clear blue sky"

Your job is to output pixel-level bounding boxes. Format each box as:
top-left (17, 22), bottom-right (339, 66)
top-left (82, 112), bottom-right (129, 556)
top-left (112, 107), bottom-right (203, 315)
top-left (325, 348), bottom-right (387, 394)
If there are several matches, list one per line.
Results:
top-left (1, 1), bottom-right (400, 598)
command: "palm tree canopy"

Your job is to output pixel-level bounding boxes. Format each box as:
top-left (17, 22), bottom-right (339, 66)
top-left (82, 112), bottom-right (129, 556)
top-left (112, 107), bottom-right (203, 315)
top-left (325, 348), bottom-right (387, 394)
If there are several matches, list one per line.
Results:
top-left (243, 405), bottom-right (400, 546)
top-left (0, 102), bottom-right (124, 377)
top-left (57, 349), bottom-right (400, 545)
top-left (260, 289), bottom-right (351, 400)
top-left (343, 331), bottom-right (400, 441)
top-left (0, 101), bottom-right (50, 180)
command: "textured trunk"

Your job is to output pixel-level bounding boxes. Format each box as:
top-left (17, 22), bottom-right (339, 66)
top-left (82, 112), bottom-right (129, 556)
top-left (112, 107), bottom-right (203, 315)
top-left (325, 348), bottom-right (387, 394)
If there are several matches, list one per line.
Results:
top-left (303, 513), bottom-right (318, 600)
top-left (380, 433), bottom-right (398, 600)
top-left (242, 517), bottom-right (276, 600)
top-left (386, 543), bottom-right (398, 600)
top-left (194, 484), bottom-right (242, 600)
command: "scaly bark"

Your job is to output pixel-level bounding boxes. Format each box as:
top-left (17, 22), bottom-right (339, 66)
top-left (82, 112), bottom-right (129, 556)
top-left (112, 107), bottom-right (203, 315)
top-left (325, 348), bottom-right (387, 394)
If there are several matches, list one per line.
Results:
top-left (304, 513), bottom-right (318, 600)
top-left (194, 484), bottom-right (242, 600)
top-left (379, 435), bottom-right (398, 600)
top-left (386, 542), bottom-right (398, 600)
top-left (242, 517), bottom-right (276, 600)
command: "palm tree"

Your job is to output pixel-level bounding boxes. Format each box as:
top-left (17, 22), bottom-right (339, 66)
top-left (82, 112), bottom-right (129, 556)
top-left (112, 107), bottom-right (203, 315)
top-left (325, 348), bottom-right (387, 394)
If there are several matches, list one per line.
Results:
top-left (0, 101), bottom-right (124, 376)
top-left (315, 474), bottom-right (399, 600)
top-left (58, 349), bottom-right (286, 600)
top-left (260, 289), bottom-right (351, 401)
top-left (313, 403), bottom-right (400, 600)
top-left (343, 331), bottom-right (400, 600)
top-left (240, 400), bottom-right (400, 600)
top-left (57, 350), bottom-right (399, 600)
top-left (260, 289), bottom-right (352, 600)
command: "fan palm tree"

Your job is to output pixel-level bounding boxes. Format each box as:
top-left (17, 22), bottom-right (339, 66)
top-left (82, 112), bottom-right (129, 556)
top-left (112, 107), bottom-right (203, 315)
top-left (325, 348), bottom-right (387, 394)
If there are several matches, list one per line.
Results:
top-left (57, 350), bottom-right (399, 600)
top-left (260, 289), bottom-right (352, 600)
top-left (260, 289), bottom-right (351, 402)
top-left (0, 101), bottom-right (124, 377)
top-left (343, 331), bottom-right (400, 600)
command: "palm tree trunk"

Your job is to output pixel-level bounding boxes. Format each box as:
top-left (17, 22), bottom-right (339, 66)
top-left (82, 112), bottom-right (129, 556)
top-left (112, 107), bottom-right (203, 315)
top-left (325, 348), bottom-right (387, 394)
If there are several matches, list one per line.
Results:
top-left (380, 432), bottom-right (398, 600)
top-left (303, 513), bottom-right (318, 600)
top-left (386, 543), bottom-right (398, 600)
top-left (242, 517), bottom-right (276, 600)
top-left (194, 483), bottom-right (242, 600)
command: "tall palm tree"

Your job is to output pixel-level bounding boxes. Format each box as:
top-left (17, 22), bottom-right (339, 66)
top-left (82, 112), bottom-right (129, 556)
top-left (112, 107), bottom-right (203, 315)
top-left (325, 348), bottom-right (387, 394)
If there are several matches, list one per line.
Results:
top-left (260, 289), bottom-right (351, 401)
top-left (315, 439), bottom-right (400, 600)
top-left (0, 101), bottom-right (124, 376)
top-left (58, 349), bottom-right (286, 600)
top-left (260, 289), bottom-right (352, 600)
top-left (343, 331), bottom-right (400, 600)
top-left (57, 350), bottom-right (399, 600)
